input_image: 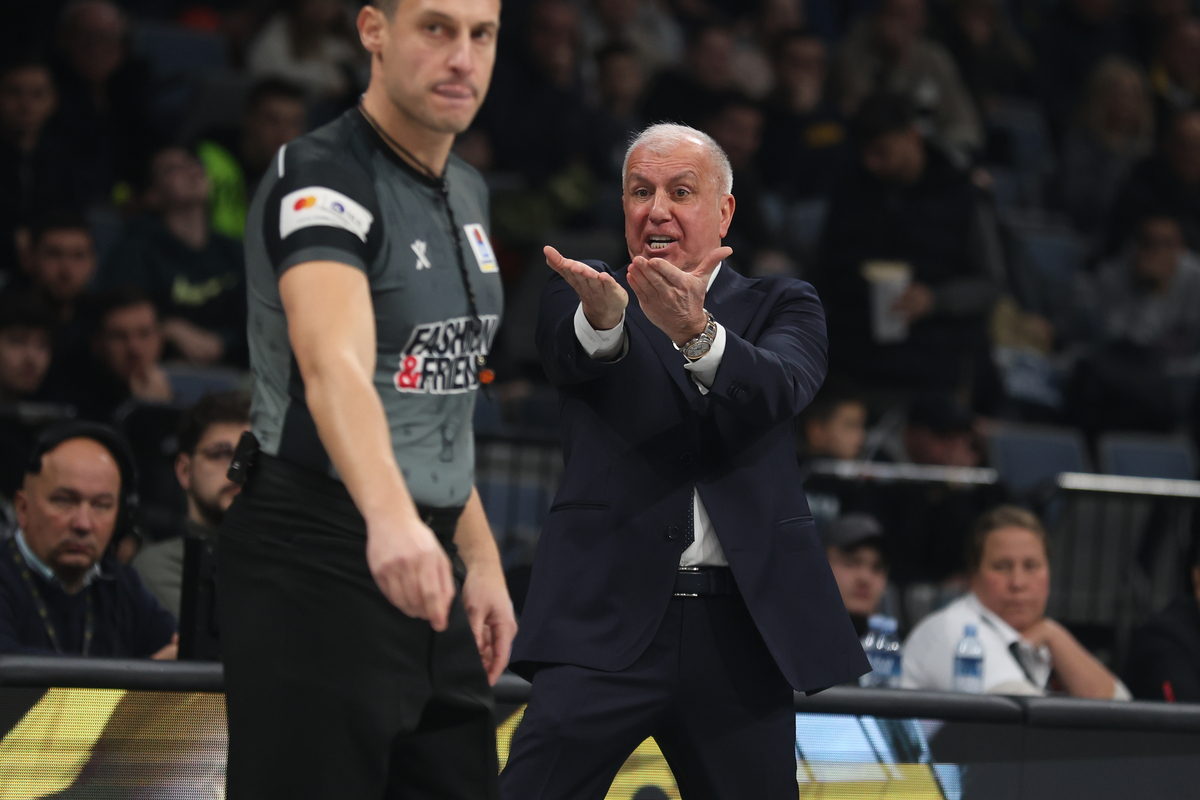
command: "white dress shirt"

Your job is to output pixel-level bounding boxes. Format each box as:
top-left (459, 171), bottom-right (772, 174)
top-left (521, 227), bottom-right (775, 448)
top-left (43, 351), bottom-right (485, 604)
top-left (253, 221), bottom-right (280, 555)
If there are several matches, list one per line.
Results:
top-left (572, 263), bottom-right (728, 567)
top-left (901, 593), bottom-right (1131, 699)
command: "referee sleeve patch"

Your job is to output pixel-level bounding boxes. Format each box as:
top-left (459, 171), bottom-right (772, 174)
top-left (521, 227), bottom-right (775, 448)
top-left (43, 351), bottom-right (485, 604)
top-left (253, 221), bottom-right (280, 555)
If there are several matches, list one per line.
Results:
top-left (280, 187), bottom-right (374, 243)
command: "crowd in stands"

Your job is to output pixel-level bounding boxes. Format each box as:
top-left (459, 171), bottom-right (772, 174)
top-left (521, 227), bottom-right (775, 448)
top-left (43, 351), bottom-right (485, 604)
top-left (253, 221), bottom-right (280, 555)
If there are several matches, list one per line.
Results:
top-left (1, 0), bottom-right (1200, 704)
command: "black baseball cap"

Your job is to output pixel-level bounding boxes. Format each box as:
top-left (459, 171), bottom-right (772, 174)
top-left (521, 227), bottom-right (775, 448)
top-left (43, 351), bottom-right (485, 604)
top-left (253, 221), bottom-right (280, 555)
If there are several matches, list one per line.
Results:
top-left (821, 512), bottom-right (886, 553)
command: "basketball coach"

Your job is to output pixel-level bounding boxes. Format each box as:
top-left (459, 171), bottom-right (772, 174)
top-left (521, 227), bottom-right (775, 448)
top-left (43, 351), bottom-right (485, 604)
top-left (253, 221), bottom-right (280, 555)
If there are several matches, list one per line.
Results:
top-left (500, 123), bottom-right (870, 799)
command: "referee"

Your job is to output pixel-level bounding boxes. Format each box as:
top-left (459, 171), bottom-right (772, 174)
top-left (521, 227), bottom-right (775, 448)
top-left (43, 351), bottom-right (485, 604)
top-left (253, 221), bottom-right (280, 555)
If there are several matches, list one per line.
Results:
top-left (217, 1), bottom-right (513, 798)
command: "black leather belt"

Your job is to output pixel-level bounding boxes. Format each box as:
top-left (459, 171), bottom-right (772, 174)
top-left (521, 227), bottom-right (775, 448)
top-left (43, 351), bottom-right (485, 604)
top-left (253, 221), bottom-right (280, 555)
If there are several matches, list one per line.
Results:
top-left (673, 567), bottom-right (738, 597)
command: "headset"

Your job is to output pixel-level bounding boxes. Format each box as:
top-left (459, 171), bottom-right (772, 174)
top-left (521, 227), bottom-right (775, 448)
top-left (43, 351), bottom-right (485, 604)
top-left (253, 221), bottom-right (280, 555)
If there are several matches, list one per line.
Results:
top-left (25, 421), bottom-right (141, 541)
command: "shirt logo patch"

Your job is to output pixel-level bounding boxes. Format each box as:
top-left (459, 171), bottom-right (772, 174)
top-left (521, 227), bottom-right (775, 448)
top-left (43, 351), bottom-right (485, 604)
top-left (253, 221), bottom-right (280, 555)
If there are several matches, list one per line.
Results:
top-left (393, 314), bottom-right (500, 395)
top-left (411, 239), bottom-right (431, 270)
top-left (280, 186), bottom-right (374, 242)
top-left (463, 223), bottom-right (498, 273)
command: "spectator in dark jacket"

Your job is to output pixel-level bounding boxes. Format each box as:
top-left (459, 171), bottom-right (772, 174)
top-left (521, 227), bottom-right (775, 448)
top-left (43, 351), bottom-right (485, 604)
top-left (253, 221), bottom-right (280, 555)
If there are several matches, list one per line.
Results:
top-left (98, 146), bottom-right (246, 366)
top-left (1125, 543), bottom-right (1200, 702)
top-left (0, 57), bottom-right (82, 275)
top-left (1059, 57), bottom-right (1155, 251)
top-left (0, 424), bottom-right (177, 657)
top-left (759, 29), bottom-right (852, 201)
top-left (816, 93), bottom-right (1003, 404)
top-left (1107, 109), bottom-right (1200, 256)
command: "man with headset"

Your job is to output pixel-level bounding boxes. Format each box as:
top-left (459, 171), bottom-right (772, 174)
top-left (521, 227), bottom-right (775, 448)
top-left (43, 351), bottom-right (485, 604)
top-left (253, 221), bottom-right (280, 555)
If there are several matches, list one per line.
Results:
top-left (0, 422), bottom-right (178, 658)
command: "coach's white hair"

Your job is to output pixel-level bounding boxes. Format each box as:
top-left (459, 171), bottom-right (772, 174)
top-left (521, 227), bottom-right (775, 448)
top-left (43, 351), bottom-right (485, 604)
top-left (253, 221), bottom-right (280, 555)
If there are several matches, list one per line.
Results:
top-left (622, 123), bottom-right (734, 196)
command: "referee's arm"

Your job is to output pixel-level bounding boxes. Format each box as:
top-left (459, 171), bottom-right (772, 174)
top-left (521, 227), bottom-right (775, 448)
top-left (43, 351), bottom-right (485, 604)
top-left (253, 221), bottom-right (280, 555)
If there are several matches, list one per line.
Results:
top-left (280, 259), bottom-right (456, 631)
top-left (456, 487), bottom-right (517, 684)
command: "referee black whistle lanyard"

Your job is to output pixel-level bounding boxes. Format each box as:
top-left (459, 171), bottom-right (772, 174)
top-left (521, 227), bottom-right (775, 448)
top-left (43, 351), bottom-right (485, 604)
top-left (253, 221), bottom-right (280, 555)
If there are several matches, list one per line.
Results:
top-left (357, 102), bottom-right (494, 396)
top-left (6, 538), bottom-right (95, 656)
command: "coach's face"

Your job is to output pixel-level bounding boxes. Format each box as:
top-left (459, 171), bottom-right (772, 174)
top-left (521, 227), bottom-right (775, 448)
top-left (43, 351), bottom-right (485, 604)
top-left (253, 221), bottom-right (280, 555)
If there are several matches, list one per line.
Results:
top-left (623, 138), bottom-right (735, 275)
top-left (360, 0), bottom-right (500, 136)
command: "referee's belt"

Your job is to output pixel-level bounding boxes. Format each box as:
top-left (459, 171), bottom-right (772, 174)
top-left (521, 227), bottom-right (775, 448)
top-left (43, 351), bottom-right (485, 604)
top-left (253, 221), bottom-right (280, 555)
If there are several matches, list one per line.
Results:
top-left (673, 567), bottom-right (738, 597)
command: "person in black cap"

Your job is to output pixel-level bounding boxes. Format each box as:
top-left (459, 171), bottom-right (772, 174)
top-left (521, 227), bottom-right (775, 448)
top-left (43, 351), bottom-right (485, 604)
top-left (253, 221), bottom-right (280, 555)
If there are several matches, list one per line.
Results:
top-left (0, 421), bottom-right (177, 657)
top-left (822, 512), bottom-right (890, 637)
top-left (903, 391), bottom-right (979, 467)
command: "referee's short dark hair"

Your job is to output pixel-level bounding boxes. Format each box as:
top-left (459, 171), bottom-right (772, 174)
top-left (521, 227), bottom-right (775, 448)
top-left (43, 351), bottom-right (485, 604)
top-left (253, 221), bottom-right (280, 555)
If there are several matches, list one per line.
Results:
top-left (852, 92), bottom-right (918, 145)
top-left (177, 390), bottom-right (251, 456)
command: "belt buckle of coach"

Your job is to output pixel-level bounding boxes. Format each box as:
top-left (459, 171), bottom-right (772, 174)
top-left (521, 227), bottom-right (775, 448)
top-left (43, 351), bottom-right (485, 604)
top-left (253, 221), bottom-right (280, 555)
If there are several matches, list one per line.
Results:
top-left (674, 566), bottom-right (702, 597)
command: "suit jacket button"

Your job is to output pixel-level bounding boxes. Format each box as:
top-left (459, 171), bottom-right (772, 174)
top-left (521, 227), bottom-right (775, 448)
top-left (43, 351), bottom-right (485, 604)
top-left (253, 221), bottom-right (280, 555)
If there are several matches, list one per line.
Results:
top-left (666, 526), bottom-right (680, 540)
top-left (680, 452), bottom-right (694, 466)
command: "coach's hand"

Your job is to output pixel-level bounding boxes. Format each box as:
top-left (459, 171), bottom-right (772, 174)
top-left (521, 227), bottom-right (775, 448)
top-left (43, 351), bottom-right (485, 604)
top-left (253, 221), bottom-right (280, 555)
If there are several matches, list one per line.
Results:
top-left (462, 562), bottom-right (517, 685)
top-left (544, 245), bottom-right (628, 331)
top-left (367, 515), bottom-right (455, 631)
top-left (628, 246), bottom-right (731, 346)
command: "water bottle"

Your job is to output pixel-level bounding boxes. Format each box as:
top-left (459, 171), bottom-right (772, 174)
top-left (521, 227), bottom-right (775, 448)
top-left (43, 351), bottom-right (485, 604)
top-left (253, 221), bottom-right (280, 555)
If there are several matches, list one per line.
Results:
top-left (952, 624), bottom-right (985, 693)
top-left (858, 615), bottom-right (903, 688)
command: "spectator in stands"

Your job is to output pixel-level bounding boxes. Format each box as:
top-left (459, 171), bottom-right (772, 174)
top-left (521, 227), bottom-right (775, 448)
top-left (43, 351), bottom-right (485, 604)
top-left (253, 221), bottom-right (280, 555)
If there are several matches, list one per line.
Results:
top-left (247, 0), bottom-right (363, 102)
top-left (640, 23), bottom-right (739, 129)
top-left (133, 391), bottom-right (249, 618)
top-left (99, 146), bottom-right (246, 367)
top-left (1149, 16), bottom-right (1200, 131)
top-left (594, 43), bottom-right (647, 182)
top-left (1109, 109), bottom-right (1200, 254)
top-left (477, 0), bottom-right (595, 186)
top-left (0, 289), bottom-right (53, 405)
top-left (0, 57), bottom-right (80, 275)
top-left (703, 94), bottom-right (791, 275)
top-left (934, 0), bottom-right (1036, 110)
top-left (1124, 540), bottom-right (1200, 702)
top-left (52, 0), bottom-right (155, 205)
top-left (20, 210), bottom-right (97, 392)
top-left (903, 505), bottom-right (1131, 698)
top-left (0, 288), bottom-right (58, 502)
top-left (759, 29), bottom-right (852, 202)
top-left (45, 287), bottom-right (172, 423)
top-left (1036, 0), bottom-right (1130, 138)
top-left (1079, 213), bottom-right (1200, 356)
top-left (816, 93), bottom-right (1003, 405)
top-left (834, 0), bottom-right (983, 152)
top-left (902, 393), bottom-right (980, 468)
top-left (823, 513), bottom-right (890, 637)
top-left (0, 423), bottom-right (177, 657)
top-left (577, 0), bottom-right (683, 76)
top-left (800, 375), bottom-right (868, 461)
top-left (1065, 212), bottom-right (1200, 435)
top-left (1060, 57), bottom-right (1155, 249)
top-left (196, 79), bottom-right (309, 240)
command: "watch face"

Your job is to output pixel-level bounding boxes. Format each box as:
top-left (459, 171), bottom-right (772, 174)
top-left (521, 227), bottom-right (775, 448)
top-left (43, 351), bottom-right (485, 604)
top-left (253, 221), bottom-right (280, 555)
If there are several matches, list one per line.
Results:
top-left (685, 340), bottom-right (711, 359)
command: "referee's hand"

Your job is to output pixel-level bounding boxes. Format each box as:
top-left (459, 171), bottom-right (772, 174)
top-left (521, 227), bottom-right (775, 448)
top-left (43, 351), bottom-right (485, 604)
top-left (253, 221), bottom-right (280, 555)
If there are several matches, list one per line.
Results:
top-left (366, 517), bottom-right (455, 630)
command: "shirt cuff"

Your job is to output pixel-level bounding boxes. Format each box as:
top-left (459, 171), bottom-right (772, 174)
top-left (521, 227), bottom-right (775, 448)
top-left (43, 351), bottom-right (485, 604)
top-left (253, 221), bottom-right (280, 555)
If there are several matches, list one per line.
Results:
top-left (574, 303), bottom-right (627, 362)
top-left (683, 323), bottom-right (726, 395)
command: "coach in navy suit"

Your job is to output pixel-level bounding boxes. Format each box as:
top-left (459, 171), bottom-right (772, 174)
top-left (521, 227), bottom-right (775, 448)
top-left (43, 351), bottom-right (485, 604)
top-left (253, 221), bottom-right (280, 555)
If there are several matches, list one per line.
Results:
top-left (500, 123), bottom-right (868, 800)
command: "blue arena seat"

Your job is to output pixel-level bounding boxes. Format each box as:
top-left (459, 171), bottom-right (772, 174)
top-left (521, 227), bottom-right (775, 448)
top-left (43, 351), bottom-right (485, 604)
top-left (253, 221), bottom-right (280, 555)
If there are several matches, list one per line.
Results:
top-left (162, 365), bottom-right (246, 407)
top-left (1097, 433), bottom-right (1197, 480)
top-left (987, 423), bottom-right (1091, 496)
top-left (1002, 218), bottom-right (1086, 320)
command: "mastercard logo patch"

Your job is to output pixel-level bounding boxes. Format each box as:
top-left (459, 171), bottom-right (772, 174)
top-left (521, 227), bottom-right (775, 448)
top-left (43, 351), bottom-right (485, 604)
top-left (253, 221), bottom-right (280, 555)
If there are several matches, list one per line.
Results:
top-left (293, 196), bottom-right (317, 211)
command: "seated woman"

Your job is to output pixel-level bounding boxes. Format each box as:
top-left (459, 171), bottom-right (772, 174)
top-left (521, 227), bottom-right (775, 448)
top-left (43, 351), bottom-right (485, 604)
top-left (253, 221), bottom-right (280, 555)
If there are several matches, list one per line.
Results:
top-left (902, 505), bottom-right (1130, 699)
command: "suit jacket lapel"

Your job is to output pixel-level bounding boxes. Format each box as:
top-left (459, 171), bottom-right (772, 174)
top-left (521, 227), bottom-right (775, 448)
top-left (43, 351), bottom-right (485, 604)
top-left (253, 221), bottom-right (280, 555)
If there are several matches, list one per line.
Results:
top-left (704, 263), bottom-right (763, 340)
top-left (622, 261), bottom-right (762, 408)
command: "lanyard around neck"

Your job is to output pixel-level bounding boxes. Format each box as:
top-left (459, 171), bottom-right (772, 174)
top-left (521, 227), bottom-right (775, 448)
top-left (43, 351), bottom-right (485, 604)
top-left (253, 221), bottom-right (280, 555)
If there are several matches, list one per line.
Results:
top-left (7, 538), bottom-right (95, 656)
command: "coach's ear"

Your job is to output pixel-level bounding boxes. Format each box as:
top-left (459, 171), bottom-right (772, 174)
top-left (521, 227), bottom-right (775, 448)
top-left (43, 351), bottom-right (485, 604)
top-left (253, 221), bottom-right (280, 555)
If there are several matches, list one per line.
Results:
top-left (358, 4), bottom-right (386, 56)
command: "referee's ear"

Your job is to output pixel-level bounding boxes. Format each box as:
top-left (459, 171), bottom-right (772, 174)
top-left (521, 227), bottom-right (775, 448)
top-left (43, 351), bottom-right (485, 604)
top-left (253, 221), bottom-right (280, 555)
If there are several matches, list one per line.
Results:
top-left (358, 4), bottom-right (387, 56)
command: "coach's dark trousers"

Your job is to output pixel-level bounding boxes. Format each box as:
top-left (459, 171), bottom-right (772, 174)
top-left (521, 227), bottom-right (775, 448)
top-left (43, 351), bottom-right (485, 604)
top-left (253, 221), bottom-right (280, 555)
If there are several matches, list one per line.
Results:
top-left (499, 591), bottom-right (799, 800)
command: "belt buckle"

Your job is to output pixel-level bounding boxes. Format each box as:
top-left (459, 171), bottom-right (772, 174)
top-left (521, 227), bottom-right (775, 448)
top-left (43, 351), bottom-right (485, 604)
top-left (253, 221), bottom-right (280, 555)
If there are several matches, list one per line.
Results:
top-left (674, 566), bottom-right (701, 597)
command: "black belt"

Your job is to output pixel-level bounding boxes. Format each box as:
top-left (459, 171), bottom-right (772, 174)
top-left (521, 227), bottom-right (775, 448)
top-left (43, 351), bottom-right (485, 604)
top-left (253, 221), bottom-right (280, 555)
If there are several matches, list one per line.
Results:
top-left (673, 567), bottom-right (738, 597)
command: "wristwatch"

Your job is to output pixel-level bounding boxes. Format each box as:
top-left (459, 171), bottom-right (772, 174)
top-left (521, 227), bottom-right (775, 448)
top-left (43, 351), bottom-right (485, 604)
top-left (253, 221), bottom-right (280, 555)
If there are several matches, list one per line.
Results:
top-left (682, 310), bottom-right (718, 362)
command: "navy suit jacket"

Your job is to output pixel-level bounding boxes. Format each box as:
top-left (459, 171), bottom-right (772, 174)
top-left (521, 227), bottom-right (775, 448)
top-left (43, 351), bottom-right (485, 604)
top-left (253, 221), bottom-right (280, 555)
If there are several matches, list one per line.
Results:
top-left (511, 261), bottom-right (869, 693)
